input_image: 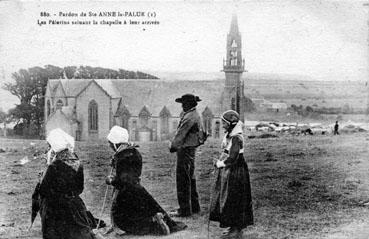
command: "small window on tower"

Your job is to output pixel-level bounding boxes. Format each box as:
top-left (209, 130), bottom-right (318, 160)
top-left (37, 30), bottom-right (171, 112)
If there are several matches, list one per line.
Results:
top-left (231, 40), bottom-right (237, 48)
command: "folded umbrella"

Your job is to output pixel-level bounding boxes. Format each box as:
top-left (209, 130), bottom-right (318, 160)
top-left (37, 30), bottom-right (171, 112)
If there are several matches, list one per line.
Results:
top-left (29, 182), bottom-right (41, 230)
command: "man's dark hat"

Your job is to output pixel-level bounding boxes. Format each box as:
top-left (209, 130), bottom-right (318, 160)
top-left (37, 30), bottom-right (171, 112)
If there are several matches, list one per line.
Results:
top-left (175, 94), bottom-right (202, 103)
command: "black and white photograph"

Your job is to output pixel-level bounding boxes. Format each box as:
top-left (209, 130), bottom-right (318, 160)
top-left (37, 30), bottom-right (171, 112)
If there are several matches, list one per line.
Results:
top-left (0, 0), bottom-right (369, 238)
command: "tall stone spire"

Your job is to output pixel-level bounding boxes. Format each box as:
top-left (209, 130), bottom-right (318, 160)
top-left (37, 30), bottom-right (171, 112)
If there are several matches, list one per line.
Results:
top-left (224, 14), bottom-right (244, 73)
top-left (222, 14), bottom-right (246, 121)
top-left (230, 14), bottom-right (239, 35)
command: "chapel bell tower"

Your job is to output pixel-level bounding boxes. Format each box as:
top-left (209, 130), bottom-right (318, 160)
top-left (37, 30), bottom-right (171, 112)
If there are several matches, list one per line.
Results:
top-left (222, 14), bottom-right (246, 121)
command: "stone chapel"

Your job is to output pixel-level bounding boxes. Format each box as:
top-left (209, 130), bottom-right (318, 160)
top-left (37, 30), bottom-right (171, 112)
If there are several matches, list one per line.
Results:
top-left (44, 15), bottom-right (247, 141)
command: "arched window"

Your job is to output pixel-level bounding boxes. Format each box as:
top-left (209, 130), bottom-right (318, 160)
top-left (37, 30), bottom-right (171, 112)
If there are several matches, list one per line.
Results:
top-left (122, 115), bottom-right (130, 129)
top-left (139, 106), bottom-right (151, 127)
top-left (117, 104), bottom-right (131, 130)
top-left (47, 100), bottom-right (51, 116)
top-left (88, 100), bottom-right (98, 131)
top-left (161, 116), bottom-right (169, 137)
top-left (159, 106), bottom-right (171, 139)
top-left (56, 99), bottom-right (64, 109)
top-left (204, 118), bottom-right (212, 135)
top-left (151, 120), bottom-right (158, 141)
top-left (172, 120), bottom-right (178, 131)
top-left (202, 107), bottom-right (213, 136)
top-left (131, 120), bottom-right (137, 141)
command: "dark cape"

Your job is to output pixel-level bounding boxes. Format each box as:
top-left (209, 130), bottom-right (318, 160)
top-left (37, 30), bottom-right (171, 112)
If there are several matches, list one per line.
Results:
top-left (37, 149), bottom-right (96, 239)
top-left (110, 145), bottom-right (187, 235)
top-left (209, 134), bottom-right (254, 229)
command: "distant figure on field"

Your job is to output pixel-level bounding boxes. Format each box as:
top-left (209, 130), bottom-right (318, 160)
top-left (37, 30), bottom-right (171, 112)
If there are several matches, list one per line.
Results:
top-left (209, 110), bottom-right (254, 239)
top-left (105, 126), bottom-right (187, 235)
top-left (334, 121), bottom-right (339, 135)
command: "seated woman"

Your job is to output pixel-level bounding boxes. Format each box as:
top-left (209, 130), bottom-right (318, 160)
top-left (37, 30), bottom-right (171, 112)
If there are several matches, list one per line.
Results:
top-left (38, 128), bottom-right (97, 239)
top-left (105, 126), bottom-right (187, 235)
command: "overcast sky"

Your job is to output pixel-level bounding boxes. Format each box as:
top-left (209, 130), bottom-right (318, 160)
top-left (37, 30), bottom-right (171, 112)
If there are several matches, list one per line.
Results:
top-left (0, 0), bottom-right (368, 110)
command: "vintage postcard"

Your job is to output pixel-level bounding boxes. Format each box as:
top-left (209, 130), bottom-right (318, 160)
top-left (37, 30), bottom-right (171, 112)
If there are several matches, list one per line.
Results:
top-left (0, 1), bottom-right (368, 238)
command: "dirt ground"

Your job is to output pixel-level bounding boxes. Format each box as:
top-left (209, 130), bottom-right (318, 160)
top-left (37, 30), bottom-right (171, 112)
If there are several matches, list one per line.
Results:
top-left (1, 132), bottom-right (369, 239)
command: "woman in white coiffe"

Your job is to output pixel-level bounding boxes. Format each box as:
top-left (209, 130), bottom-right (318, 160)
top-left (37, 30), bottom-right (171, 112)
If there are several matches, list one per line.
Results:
top-left (37, 128), bottom-right (97, 239)
top-left (105, 125), bottom-right (187, 235)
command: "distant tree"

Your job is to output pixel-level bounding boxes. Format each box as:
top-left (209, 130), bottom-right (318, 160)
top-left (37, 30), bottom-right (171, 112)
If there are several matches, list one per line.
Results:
top-left (70, 66), bottom-right (158, 79)
top-left (3, 66), bottom-right (57, 137)
top-left (4, 69), bottom-right (38, 131)
top-left (44, 65), bottom-right (63, 79)
top-left (63, 66), bottom-right (77, 79)
top-left (5, 65), bottom-right (67, 136)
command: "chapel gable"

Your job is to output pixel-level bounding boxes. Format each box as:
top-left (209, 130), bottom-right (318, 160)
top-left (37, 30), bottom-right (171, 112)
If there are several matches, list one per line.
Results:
top-left (116, 104), bottom-right (131, 129)
top-left (139, 106), bottom-right (151, 127)
top-left (54, 81), bottom-right (67, 98)
top-left (159, 106), bottom-right (171, 140)
top-left (159, 106), bottom-right (171, 118)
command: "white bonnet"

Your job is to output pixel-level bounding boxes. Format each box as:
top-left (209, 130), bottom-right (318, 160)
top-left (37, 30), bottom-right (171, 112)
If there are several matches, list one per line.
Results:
top-left (107, 126), bottom-right (129, 144)
top-left (46, 128), bottom-right (75, 153)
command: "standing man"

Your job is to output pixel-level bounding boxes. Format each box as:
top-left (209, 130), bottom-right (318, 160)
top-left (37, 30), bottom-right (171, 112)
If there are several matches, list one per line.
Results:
top-left (169, 94), bottom-right (203, 217)
top-left (334, 121), bottom-right (339, 135)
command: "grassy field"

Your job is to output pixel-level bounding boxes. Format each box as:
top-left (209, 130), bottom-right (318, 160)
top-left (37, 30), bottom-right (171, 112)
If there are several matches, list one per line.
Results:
top-left (1, 132), bottom-right (369, 239)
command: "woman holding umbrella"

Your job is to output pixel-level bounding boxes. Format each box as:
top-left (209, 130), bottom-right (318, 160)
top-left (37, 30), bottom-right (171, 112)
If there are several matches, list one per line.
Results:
top-left (36, 128), bottom-right (97, 239)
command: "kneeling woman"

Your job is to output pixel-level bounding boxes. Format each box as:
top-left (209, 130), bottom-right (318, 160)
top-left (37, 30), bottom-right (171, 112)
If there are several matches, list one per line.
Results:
top-left (39, 128), bottom-right (96, 239)
top-left (210, 110), bottom-right (254, 238)
top-left (106, 126), bottom-right (187, 235)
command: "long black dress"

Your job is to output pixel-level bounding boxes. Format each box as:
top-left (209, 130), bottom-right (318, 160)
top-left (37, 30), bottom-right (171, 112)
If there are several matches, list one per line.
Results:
top-left (209, 134), bottom-right (254, 229)
top-left (110, 145), bottom-right (187, 235)
top-left (38, 149), bottom-right (96, 239)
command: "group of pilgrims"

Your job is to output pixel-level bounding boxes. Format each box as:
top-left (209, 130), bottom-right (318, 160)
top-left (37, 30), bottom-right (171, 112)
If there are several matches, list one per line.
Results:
top-left (31, 93), bottom-right (254, 239)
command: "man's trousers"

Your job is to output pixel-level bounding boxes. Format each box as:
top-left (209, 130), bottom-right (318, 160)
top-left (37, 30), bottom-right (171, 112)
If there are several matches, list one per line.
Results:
top-left (176, 147), bottom-right (200, 215)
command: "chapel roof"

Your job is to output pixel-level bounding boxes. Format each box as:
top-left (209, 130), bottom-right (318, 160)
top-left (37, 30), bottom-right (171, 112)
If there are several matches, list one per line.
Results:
top-left (47, 78), bottom-right (225, 117)
top-left (110, 79), bottom-right (224, 117)
top-left (52, 79), bottom-right (91, 97)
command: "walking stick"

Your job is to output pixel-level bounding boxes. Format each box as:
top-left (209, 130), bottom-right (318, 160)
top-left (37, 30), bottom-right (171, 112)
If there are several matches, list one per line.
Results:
top-left (96, 166), bottom-right (114, 230)
top-left (92, 166), bottom-right (114, 239)
top-left (207, 166), bottom-right (218, 239)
